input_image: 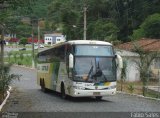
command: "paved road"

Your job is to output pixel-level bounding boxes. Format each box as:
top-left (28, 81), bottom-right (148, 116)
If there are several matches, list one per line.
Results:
top-left (2, 66), bottom-right (160, 113)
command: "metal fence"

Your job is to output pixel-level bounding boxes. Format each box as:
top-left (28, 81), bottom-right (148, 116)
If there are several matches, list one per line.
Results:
top-left (145, 71), bottom-right (160, 99)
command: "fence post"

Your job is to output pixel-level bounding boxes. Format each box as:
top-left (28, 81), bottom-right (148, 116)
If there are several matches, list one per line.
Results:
top-left (158, 70), bottom-right (160, 98)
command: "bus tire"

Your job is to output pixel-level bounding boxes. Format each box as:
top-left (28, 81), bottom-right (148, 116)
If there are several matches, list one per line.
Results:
top-left (95, 96), bottom-right (102, 100)
top-left (41, 79), bottom-right (47, 93)
top-left (61, 83), bottom-right (67, 99)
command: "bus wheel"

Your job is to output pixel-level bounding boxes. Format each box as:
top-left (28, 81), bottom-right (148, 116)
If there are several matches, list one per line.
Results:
top-left (41, 79), bottom-right (47, 92)
top-left (61, 84), bottom-right (66, 99)
top-left (95, 96), bottom-right (102, 100)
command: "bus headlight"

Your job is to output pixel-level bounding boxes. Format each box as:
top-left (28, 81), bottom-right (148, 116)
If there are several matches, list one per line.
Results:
top-left (73, 86), bottom-right (85, 90)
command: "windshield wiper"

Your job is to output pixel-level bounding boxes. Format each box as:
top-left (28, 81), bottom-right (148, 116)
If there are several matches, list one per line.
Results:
top-left (88, 65), bottom-right (93, 78)
top-left (93, 62), bottom-right (102, 77)
top-left (87, 60), bottom-right (94, 79)
top-left (92, 61), bottom-right (108, 81)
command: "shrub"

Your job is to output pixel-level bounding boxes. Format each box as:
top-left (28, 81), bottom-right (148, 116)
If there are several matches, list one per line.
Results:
top-left (128, 83), bottom-right (135, 94)
top-left (13, 52), bottom-right (18, 63)
top-left (20, 52), bottom-right (24, 61)
top-left (0, 64), bottom-right (20, 102)
top-left (7, 52), bottom-right (12, 63)
top-left (17, 61), bottom-right (22, 65)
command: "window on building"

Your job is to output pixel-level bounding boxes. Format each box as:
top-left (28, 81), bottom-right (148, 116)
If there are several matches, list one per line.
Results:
top-left (57, 39), bottom-right (61, 41)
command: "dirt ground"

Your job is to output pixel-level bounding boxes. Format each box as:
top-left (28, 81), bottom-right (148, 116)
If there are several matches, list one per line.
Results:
top-left (117, 80), bottom-right (159, 95)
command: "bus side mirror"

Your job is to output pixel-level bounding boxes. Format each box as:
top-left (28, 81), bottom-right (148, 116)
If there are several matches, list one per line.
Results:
top-left (116, 54), bottom-right (123, 69)
top-left (69, 53), bottom-right (74, 68)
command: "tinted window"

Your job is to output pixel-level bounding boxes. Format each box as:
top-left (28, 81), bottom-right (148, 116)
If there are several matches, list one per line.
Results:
top-left (75, 45), bottom-right (113, 56)
top-left (37, 45), bottom-right (65, 63)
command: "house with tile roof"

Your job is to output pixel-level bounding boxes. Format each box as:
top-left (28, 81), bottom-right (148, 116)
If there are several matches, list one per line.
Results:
top-left (116, 38), bottom-right (160, 51)
top-left (116, 38), bottom-right (160, 81)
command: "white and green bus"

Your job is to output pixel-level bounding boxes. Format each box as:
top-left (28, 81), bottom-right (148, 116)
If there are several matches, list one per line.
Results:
top-left (37, 40), bottom-right (122, 100)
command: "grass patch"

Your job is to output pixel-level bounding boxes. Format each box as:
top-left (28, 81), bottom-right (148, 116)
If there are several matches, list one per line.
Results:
top-left (8, 50), bottom-right (38, 55)
top-left (146, 91), bottom-right (159, 98)
top-left (5, 55), bottom-right (33, 67)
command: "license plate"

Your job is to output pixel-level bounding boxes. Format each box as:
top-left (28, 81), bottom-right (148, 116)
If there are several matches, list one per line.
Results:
top-left (93, 92), bottom-right (100, 96)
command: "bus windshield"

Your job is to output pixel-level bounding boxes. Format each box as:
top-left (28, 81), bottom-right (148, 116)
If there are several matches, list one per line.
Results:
top-left (73, 57), bottom-right (116, 82)
top-left (74, 45), bottom-right (113, 56)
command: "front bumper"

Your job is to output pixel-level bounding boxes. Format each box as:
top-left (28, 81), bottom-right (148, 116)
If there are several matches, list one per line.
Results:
top-left (70, 88), bottom-right (116, 97)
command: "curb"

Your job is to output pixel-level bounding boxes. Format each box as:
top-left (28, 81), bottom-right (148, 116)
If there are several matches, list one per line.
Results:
top-left (0, 86), bottom-right (12, 111)
top-left (117, 91), bottom-right (160, 101)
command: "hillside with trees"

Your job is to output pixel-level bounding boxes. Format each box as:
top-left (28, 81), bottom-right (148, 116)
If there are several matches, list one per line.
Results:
top-left (48, 0), bottom-right (160, 42)
top-left (1, 0), bottom-right (160, 42)
top-left (0, 0), bottom-right (160, 103)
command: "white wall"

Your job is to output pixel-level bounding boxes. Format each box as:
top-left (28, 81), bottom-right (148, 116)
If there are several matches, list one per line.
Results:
top-left (116, 58), bottom-right (140, 82)
top-left (116, 50), bottom-right (140, 81)
top-left (44, 36), bottom-right (52, 45)
top-left (56, 36), bottom-right (66, 44)
top-left (126, 58), bottom-right (140, 81)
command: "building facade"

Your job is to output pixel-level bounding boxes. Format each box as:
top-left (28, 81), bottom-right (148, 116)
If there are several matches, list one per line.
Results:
top-left (44, 33), bottom-right (66, 45)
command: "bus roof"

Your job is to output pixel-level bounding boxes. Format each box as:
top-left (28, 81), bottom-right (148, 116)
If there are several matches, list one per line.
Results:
top-left (38, 40), bottom-right (112, 53)
top-left (67, 40), bottom-right (112, 45)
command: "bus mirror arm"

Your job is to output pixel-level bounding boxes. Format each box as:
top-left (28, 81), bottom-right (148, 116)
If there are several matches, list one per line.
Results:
top-left (69, 53), bottom-right (74, 68)
top-left (116, 54), bottom-right (123, 69)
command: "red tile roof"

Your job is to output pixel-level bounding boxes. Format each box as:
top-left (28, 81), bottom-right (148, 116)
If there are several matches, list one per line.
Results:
top-left (27, 37), bottom-right (44, 43)
top-left (9, 38), bottom-right (19, 42)
top-left (116, 38), bottom-right (160, 51)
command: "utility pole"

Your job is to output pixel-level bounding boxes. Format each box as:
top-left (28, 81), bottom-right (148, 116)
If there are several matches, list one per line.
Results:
top-left (158, 70), bottom-right (160, 98)
top-left (0, 26), bottom-right (4, 68)
top-left (31, 24), bottom-right (35, 68)
top-left (38, 22), bottom-right (40, 52)
top-left (83, 4), bottom-right (87, 40)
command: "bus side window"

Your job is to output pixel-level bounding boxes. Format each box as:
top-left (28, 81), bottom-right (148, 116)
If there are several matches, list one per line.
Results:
top-left (37, 52), bottom-right (47, 63)
top-left (57, 45), bottom-right (65, 62)
top-left (46, 49), bottom-right (53, 62)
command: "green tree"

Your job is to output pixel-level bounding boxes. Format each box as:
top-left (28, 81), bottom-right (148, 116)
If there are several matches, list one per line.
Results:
top-left (48, 0), bottom-right (119, 40)
top-left (16, 24), bottom-right (32, 38)
top-left (48, 0), bottom-right (82, 40)
top-left (132, 29), bottom-right (145, 40)
top-left (90, 20), bottom-right (119, 41)
top-left (132, 13), bottom-right (160, 40)
top-left (0, 0), bottom-right (35, 67)
top-left (19, 37), bottom-right (28, 47)
top-left (48, 0), bottom-right (160, 41)
top-left (141, 13), bottom-right (160, 39)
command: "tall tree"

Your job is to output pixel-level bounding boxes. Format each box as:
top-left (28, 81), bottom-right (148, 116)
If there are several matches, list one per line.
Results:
top-left (47, 0), bottom-right (160, 41)
top-left (0, 0), bottom-right (35, 67)
top-left (132, 13), bottom-right (160, 40)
